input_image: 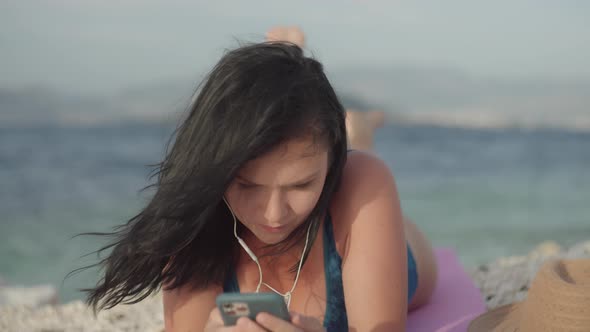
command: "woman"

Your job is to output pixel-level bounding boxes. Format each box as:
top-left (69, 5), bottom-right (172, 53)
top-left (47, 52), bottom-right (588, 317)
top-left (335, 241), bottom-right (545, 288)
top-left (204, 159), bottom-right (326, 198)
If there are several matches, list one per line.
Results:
top-left (82, 41), bottom-right (437, 331)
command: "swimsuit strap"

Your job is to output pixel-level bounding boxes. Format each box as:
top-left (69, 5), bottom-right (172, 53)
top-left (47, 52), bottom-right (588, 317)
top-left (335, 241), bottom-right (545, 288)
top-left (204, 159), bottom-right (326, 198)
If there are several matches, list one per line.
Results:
top-left (322, 212), bottom-right (349, 330)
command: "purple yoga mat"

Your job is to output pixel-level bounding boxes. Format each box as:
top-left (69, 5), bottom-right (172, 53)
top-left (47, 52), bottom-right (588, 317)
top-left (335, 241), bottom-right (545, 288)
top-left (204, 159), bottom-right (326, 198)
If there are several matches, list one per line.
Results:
top-left (406, 248), bottom-right (486, 332)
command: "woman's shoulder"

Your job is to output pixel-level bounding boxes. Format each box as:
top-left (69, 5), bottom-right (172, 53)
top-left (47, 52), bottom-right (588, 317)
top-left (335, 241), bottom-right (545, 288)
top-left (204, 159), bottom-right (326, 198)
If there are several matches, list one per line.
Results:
top-left (342, 150), bottom-right (394, 185)
top-left (329, 150), bottom-right (400, 256)
top-left (332, 150), bottom-right (397, 208)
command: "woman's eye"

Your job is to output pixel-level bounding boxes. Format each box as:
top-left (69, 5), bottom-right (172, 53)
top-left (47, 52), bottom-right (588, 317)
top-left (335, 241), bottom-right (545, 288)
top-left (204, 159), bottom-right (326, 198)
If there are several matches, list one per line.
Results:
top-left (237, 182), bottom-right (256, 189)
top-left (293, 182), bottom-right (312, 189)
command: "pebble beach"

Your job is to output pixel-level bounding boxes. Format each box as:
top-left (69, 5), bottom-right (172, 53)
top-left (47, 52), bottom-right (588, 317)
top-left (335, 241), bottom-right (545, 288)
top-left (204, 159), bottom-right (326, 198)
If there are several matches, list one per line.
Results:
top-left (2, 240), bottom-right (588, 332)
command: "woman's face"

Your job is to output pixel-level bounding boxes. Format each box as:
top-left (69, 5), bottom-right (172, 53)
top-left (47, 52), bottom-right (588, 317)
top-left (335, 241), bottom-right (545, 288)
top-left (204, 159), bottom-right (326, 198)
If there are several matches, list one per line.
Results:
top-left (224, 137), bottom-right (329, 245)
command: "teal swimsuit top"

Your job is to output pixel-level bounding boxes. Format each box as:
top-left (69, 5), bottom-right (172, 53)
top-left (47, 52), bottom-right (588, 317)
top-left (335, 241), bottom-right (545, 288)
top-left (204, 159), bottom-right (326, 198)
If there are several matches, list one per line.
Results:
top-left (222, 213), bottom-right (418, 331)
top-left (222, 213), bottom-right (347, 329)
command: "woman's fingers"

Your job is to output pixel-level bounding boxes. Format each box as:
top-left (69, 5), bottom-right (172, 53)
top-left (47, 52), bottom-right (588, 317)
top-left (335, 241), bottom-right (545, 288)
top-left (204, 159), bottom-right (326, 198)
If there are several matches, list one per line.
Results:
top-left (255, 312), bottom-right (325, 332)
top-left (210, 309), bottom-right (323, 331)
top-left (204, 308), bottom-right (226, 331)
top-left (291, 312), bottom-right (326, 332)
top-left (255, 312), bottom-right (303, 332)
top-left (235, 317), bottom-right (267, 331)
top-left (205, 308), bottom-right (265, 332)
top-left (208, 308), bottom-right (223, 323)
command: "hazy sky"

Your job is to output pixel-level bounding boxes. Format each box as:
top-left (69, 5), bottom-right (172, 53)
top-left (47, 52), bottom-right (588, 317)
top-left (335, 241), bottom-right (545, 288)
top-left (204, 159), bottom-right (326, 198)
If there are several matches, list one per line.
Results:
top-left (2, 0), bottom-right (589, 96)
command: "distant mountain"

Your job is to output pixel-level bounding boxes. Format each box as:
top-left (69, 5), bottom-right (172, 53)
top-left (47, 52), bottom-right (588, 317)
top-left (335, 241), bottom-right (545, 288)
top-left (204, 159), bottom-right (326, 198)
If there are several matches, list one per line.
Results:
top-left (329, 66), bottom-right (590, 130)
top-left (0, 86), bottom-right (83, 126)
top-left (330, 66), bottom-right (590, 110)
top-left (0, 83), bottom-right (190, 127)
top-left (1, 66), bottom-right (589, 130)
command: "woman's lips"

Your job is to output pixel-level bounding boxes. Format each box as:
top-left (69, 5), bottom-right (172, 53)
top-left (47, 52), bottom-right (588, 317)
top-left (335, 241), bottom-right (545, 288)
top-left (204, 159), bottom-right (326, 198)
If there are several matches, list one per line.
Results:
top-left (259, 224), bottom-right (287, 233)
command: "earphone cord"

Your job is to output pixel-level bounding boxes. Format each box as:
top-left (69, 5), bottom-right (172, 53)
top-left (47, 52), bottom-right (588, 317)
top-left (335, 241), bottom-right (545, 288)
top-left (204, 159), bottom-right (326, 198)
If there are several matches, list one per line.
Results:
top-left (261, 223), bottom-right (311, 308)
top-left (225, 197), bottom-right (312, 308)
top-left (232, 206), bottom-right (264, 293)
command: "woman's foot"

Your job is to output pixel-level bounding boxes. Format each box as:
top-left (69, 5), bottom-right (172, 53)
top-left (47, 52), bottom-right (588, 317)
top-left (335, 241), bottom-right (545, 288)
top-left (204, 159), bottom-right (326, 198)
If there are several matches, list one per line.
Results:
top-left (265, 26), bottom-right (305, 48)
top-left (265, 26), bottom-right (387, 152)
top-left (345, 110), bottom-right (386, 151)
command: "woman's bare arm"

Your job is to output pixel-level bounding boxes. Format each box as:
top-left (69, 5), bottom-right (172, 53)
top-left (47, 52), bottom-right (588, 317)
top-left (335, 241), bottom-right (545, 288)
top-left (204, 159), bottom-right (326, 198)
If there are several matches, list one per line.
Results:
top-left (332, 151), bottom-right (407, 331)
top-left (163, 282), bottom-right (221, 332)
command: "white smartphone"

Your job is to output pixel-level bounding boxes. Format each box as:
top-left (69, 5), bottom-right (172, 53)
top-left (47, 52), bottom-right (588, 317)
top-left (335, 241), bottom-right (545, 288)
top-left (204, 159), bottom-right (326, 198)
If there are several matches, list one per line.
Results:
top-left (216, 292), bottom-right (291, 326)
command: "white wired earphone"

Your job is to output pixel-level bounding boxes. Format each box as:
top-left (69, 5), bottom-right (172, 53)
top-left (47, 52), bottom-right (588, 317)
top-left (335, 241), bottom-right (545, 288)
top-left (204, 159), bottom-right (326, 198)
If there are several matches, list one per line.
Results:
top-left (222, 196), bottom-right (312, 308)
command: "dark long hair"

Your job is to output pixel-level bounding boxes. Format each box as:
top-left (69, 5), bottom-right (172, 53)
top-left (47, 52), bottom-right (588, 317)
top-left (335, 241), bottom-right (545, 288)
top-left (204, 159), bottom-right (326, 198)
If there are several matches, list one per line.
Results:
top-left (72, 42), bottom-right (348, 313)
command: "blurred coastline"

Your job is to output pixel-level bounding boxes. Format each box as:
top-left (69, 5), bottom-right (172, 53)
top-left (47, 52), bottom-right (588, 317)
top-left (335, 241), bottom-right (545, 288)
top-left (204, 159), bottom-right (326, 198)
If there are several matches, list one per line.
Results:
top-left (3, 67), bottom-right (590, 131)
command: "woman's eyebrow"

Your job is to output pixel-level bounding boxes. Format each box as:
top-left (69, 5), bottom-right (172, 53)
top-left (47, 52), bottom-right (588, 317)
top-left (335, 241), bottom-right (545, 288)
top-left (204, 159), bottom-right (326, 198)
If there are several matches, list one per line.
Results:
top-left (235, 175), bottom-right (258, 185)
top-left (236, 171), bottom-right (320, 187)
top-left (287, 172), bottom-right (320, 186)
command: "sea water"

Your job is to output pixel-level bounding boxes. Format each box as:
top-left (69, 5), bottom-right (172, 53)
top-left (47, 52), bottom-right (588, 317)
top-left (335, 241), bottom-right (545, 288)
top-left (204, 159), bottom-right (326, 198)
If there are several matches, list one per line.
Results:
top-left (1, 123), bottom-right (589, 303)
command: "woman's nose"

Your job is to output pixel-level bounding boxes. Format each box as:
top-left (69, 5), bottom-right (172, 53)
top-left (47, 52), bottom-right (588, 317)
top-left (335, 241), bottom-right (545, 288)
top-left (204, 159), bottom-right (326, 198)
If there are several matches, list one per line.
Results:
top-left (263, 190), bottom-right (288, 225)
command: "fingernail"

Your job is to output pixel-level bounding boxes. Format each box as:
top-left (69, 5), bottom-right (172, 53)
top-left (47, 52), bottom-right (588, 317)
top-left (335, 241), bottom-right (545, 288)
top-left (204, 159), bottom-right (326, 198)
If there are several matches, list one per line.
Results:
top-left (237, 317), bottom-right (251, 327)
top-left (256, 312), bottom-right (267, 323)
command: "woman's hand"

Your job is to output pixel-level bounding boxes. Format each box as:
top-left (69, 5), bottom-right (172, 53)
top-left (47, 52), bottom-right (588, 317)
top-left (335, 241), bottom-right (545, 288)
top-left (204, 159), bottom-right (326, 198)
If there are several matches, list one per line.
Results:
top-left (204, 307), bottom-right (325, 331)
top-left (205, 308), bottom-right (265, 331)
top-left (203, 308), bottom-right (228, 331)
top-left (256, 312), bottom-right (326, 332)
